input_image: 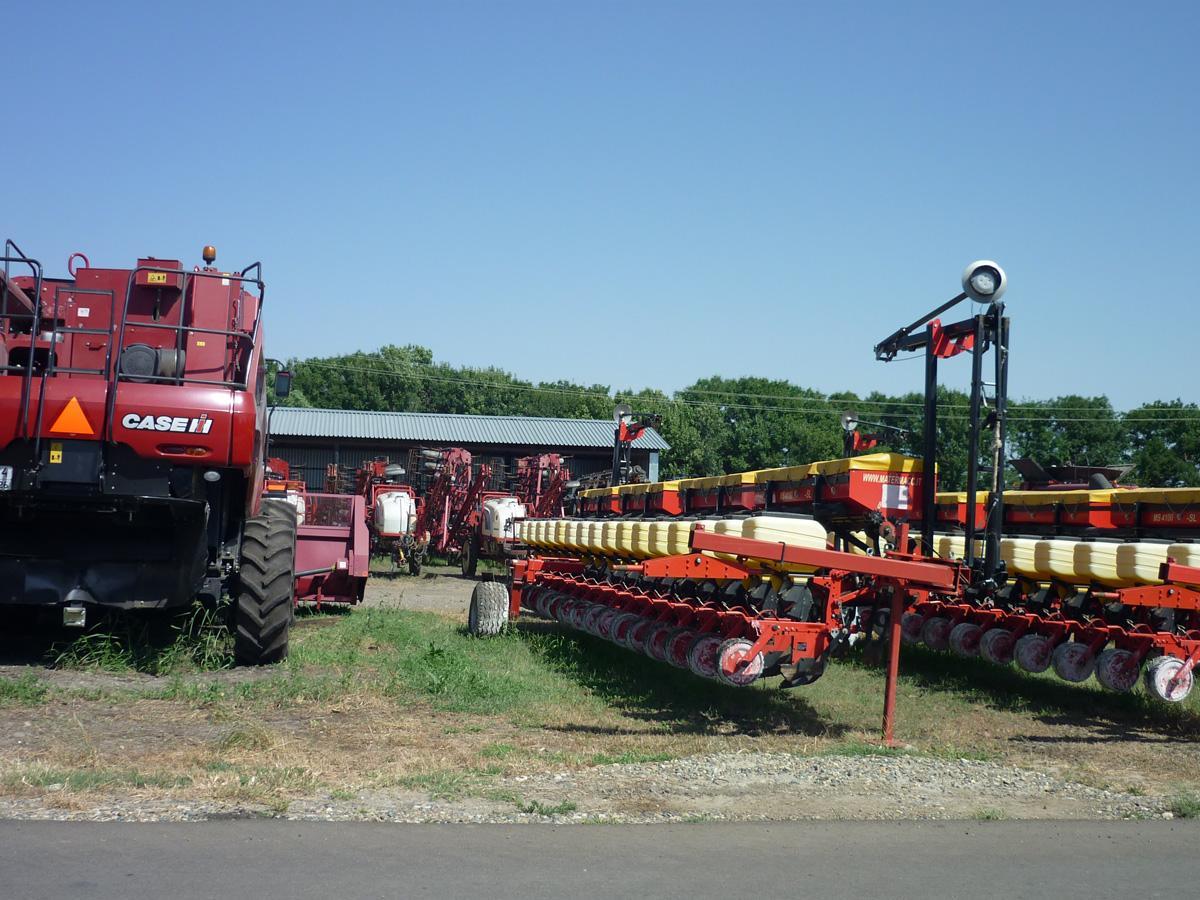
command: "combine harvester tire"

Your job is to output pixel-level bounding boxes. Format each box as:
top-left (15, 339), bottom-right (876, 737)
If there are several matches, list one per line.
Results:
top-left (468, 581), bottom-right (509, 636)
top-left (234, 499), bottom-right (297, 666)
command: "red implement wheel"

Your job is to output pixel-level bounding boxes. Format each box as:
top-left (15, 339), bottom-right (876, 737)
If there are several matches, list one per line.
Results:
top-left (920, 617), bottom-right (952, 651)
top-left (978, 628), bottom-right (1016, 665)
top-left (1014, 634), bottom-right (1054, 673)
top-left (948, 622), bottom-right (983, 658)
top-left (1144, 656), bottom-right (1194, 703)
top-left (687, 635), bottom-right (723, 679)
top-left (626, 618), bottom-right (654, 654)
top-left (664, 628), bottom-right (698, 669)
top-left (644, 622), bottom-right (673, 661)
top-left (582, 604), bottom-right (608, 636)
top-left (1095, 648), bottom-right (1140, 693)
top-left (1051, 641), bottom-right (1096, 683)
top-left (900, 612), bottom-right (925, 645)
top-left (595, 609), bottom-right (619, 641)
top-left (716, 638), bottom-right (765, 687)
top-left (546, 593), bottom-right (567, 621)
top-left (610, 612), bottom-right (640, 646)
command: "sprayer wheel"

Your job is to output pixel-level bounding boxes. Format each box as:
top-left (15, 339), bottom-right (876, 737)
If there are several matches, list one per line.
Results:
top-left (467, 581), bottom-right (509, 637)
top-left (1014, 634), bottom-right (1054, 674)
top-left (948, 622), bottom-right (983, 658)
top-left (687, 635), bottom-right (723, 679)
top-left (1051, 641), bottom-right (1096, 683)
top-left (716, 638), bottom-right (765, 687)
top-left (979, 628), bottom-right (1016, 665)
top-left (920, 616), bottom-right (952, 651)
top-left (1095, 648), bottom-right (1140, 693)
top-left (460, 535), bottom-right (479, 578)
top-left (233, 504), bottom-right (297, 666)
top-left (1144, 655), bottom-right (1194, 703)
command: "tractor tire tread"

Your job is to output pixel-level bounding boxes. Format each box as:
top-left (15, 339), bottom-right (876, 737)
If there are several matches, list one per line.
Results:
top-left (234, 510), bottom-right (296, 666)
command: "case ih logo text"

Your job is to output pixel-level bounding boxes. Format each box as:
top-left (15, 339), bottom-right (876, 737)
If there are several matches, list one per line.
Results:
top-left (121, 413), bottom-right (214, 434)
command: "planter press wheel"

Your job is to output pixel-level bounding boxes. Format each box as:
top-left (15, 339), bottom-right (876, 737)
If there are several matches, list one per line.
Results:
top-left (1014, 634), bottom-right (1054, 674)
top-left (1144, 656), bottom-right (1194, 703)
top-left (1094, 648), bottom-right (1140, 693)
top-left (664, 628), bottom-right (699, 669)
top-left (687, 635), bottom-right (723, 679)
top-left (920, 617), bottom-right (952, 651)
top-left (715, 638), bottom-right (765, 687)
top-left (900, 612), bottom-right (925, 645)
top-left (979, 628), bottom-right (1016, 665)
top-left (948, 622), bottom-right (983, 658)
top-left (1051, 641), bottom-right (1096, 683)
top-left (644, 622), bottom-right (674, 661)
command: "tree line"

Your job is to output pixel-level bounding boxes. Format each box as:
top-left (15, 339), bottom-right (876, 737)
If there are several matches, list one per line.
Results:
top-left (269, 345), bottom-right (1200, 491)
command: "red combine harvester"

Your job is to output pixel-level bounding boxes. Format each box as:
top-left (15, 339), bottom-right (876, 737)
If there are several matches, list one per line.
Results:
top-left (264, 459), bottom-right (368, 606)
top-left (0, 241), bottom-right (294, 664)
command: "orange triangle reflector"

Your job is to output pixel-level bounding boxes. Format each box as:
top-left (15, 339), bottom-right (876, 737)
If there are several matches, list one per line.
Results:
top-left (49, 397), bottom-right (95, 435)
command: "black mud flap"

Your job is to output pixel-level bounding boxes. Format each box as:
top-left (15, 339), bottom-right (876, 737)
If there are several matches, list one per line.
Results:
top-left (0, 492), bottom-right (208, 610)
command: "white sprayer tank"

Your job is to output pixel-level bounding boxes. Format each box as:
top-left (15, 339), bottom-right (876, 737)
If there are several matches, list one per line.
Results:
top-left (483, 496), bottom-right (527, 542)
top-left (375, 491), bottom-right (416, 537)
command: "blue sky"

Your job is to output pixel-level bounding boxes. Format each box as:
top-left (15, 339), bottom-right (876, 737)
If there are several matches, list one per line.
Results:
top-left (4, 1), bottom-right (1196, 409)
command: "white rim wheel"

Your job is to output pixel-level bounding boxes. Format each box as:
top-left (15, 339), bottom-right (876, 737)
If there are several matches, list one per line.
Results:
top-left (900, 612), bottom-right (925, 645)
top-left (687, 635), bottom-right (723, 679)
top-left (1051, 641), bottom-right (1096, 683)
top-left (595, 609), bottom-right (619, 641)
top-left (665, 628), bottom-right (698, 668)
top-left (979, 628), bottom-right (1016, 665)
top-left (610, 613), bottom-right (639, 646)
top-left (1145, 656), bottom-right (1195, 703)
top-left (626, 618), bottom-right (653, 653)
top-left (921, 617), bottom-right (952, 651)
top-left (716, 638), bottom-right (764, 687)
top-left (644, 623), bottom-right (673, 661)
top-left (582, 604), bottom-right (606, 635)
top-left (1095, 648), bottom-right (1140, 693)
top-left (1014, 634), bottom-right (1053, 673)
top-left (948, 622), bottom-right (983, 658)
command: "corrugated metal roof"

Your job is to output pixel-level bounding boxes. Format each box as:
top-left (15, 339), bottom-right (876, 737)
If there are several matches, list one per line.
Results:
top-left (269, 407), bottom-right (670, 450)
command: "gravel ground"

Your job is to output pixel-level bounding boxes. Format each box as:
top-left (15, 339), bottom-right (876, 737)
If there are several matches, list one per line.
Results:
top-left (0, 752), bottom-right (1172, 823)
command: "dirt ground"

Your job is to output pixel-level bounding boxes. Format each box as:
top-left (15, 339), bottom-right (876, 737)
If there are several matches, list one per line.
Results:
top-left (0, 572), bottom-right (1196, 823)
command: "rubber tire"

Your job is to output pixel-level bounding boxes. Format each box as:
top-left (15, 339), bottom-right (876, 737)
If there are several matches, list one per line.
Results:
top-left (468, 581), bottom-right (508, 636)
top-left (1014, 634), bottom-right (1053, 674)
top-left (979, 628), bottom-right (1016, 666)
top-left (1144, 655), bottom-right (1194, 703)
top-left (900, 612), bottom-right (925, 645)
top-left (715, 638), bottom-right (765, 687)
top-left (921, 617), bottom-right (952, 651)
top-left (461, 536), bottom-right (479, 577)
top-left (664, 628), bottom-right (697, 669)
top-left (948, 622), bottom-right (983, 658)
top-left (1051, 641), bottom-right (1096, 683)
top-left (1095, 648), bottom-right (1139, 693)
top-left (687, 635), bottom-right (723, 679)
top-left (234, 502), bottom-right (297, 666)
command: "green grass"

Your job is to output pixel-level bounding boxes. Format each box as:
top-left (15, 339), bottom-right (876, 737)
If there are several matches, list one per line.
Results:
top-left (0, 674), bottom-right (48, 707)
top-left (52, 601), bottom-right (233, 675)
top-left (517, 798), bottom-right (577, 816)
top-left (2, 766), bottom-right (192, 792)
top-left (1169, 793), bottom-right (1200, 819)
top-left (589, 750), bottom-right (675, 766)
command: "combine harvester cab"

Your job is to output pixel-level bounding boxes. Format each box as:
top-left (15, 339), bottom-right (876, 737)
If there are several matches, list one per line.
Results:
top-left (0, 240), bottom-right (295, 664)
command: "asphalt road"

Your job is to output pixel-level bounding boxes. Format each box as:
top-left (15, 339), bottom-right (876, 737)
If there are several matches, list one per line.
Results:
top-left (0, 820), bottom-right (1193, 899)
